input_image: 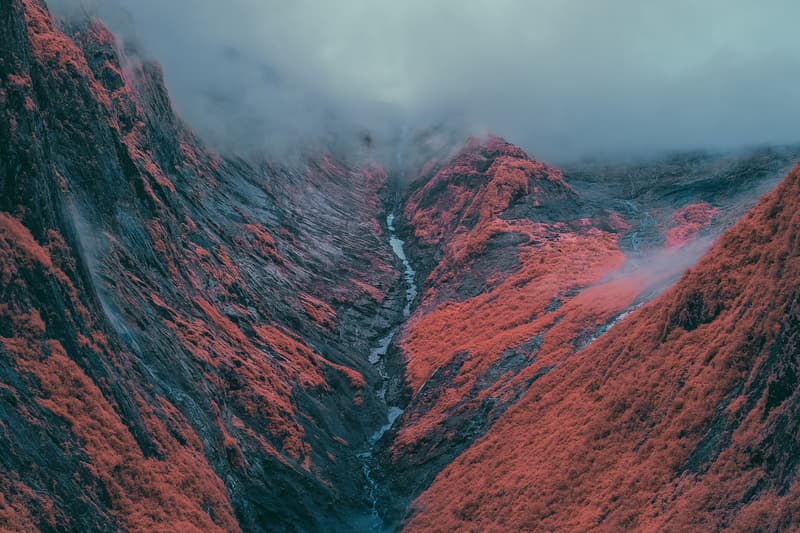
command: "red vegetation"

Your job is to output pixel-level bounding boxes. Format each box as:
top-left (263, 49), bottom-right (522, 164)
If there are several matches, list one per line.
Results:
top-left (16, 341), bottom-right (239, 532)
top-left (0, 212), bottom-right (67, 283)
top-left (11, 1), bottom-right (796, 529)
top-left (21, 0), bottom-right (111, 109)
top-left (401, 225), bottom-right (626, 391)
top-left (0, 478), bottom-right (54, 532)
top-left (2, 1), bottom-right (399, 529)
top-left (406, 164), bottom-right (800, 531)
top-left (391, 138), bottom-right (644, 455)
top-left (665, 201), bottom-right (719, 248)
top-left (300, 293), bottom-right (337, 330)
top-left (241, 223), bottom-right (282, 262)
top-left (349, 277), bottom-right (384, 303)
top-left (0, 212), bottom-right (239, 531)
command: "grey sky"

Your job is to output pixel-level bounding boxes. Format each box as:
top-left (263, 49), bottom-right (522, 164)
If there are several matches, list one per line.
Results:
top-left (52, 0), bottom-right (800, 161)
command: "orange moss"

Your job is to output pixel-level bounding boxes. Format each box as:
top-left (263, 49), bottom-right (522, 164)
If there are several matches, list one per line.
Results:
top-left (122, 130), bottom-right (176, 194)
top-left (242, 223), bottom-right (282, 261)
top-left (0, 213), bottom-right (75, 294)
top-left (0, 213), bottom-right (55, 271)
top-left (186, 245), bottom-right (240, 289)
top-left (349, 278), bottom-right (383, 302)
top-left (6, 73), bottom-right (32, 88)
top-left (193, 297), bottom-right (249, 346)
top-left (401, 225), bottom-right (625, 393)
top-left (254, 324), bottom-right (365, 389)
top-left (22, 0), bottom-right (112, 109)
top-left (0, 479), bottom-right (52, 532)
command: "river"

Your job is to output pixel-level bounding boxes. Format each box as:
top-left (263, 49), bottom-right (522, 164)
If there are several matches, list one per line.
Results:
top-left (358, 211), bottom-right (418, 531)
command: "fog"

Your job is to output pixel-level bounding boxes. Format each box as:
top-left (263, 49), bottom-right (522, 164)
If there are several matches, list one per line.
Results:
top-left (49, 0), bottom-right (800, 161)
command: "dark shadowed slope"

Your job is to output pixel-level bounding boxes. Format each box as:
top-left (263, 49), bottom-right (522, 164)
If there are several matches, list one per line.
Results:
top-left (0, 1), bottom-right (407, 530)
top-left (405, 159), bottom-right (800, 531)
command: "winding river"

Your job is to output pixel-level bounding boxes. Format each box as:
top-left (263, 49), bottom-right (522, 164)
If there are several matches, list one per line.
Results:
top-left (359, 212), bottom-right (418, 530)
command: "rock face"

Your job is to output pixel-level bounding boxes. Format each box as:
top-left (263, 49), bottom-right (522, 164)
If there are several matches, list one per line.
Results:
top-left (0, 1), bottom-right (405, 531)
top-left (2, 1), bottom-right (800, 532)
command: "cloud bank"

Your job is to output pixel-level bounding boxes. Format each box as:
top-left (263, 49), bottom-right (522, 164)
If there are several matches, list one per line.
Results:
top-left (50, 0), bottom-right (800, 161)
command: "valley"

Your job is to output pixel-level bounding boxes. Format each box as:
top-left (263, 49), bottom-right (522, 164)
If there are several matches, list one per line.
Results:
top-left (2, 2), bottom-right (800, 532)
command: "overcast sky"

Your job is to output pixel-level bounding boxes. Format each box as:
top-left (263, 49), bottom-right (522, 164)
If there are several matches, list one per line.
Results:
top-left (53, 0), bottom-right (800, 161)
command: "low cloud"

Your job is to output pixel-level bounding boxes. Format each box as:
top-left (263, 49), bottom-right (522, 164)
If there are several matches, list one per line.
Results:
top-left (49, 0), bottom-right (800, 162)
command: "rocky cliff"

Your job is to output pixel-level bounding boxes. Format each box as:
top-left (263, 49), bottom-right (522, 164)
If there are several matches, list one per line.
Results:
top-left (1, 1), bottom-right (407, 530)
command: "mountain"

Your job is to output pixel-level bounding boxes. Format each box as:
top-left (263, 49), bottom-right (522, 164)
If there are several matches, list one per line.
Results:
top-left (403, 160), bottom-right (800, 531)
top-left (365, 132), bottom-right (799, 529)
top-left (1, 1), bottom-right (406, 530)
top-left (2, 1), bottom-right (799, 532)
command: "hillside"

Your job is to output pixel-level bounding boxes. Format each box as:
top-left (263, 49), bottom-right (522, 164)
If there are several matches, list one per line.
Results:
top-left (0, 1), bottom-right (406, 530)
top-left (404, 161), bottom-right (800, 530)
top-left (361, 129), bottom-right (796, 528)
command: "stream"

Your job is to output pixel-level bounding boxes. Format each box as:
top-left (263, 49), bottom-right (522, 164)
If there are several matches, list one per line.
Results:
top-left (358, 212), bottom-right (418, 531)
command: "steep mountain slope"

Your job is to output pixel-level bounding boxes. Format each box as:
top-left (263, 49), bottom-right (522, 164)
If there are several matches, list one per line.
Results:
top-left (0, 1), bottom-right (405, 530)
top-left (3, 2), bottom-right (800, 531)
top-left (367, 136), bottom-right (797, 528)
top-left (369, 138), bottom-right (632, 522)
top-left (405, 161), bottom-right (800, 530)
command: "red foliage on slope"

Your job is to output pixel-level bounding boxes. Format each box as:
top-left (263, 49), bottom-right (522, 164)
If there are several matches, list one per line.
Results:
top-left (403, 136), bottom-right (578, 298)
top-left (299, 293), bottom-right (337, 330)
top-left (406, 164), bottom-right (800, 531)
top-left (391, 139), bottom-right (647, 449)
top-left (15, 341), bottom-right (239, 532)
top-left (400, 224), bottom-right (625, 392)
top-left (0, 212), bottom-right (239, 532)
top-left (0, 478), bottom-right (53, 533)
top-left (21, 0), bottom-right (111, 109)
top-left (0, 213), bottom-right (70, 286)
top-left (665, 201), bottom-right (719, 248)
top-left (2, 1), bottom-right (401, 529)
top-left (370, 137), bottom-right (781, 528)
top-left (367, 139), bottom-right (659, 525)
top-left (241, 223), bottom-right (282, 261)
